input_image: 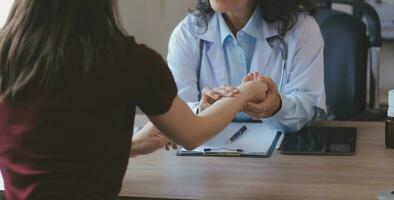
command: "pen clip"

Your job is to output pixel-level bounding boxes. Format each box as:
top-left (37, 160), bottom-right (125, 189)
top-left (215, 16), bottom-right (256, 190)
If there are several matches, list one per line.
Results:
top-left (203, 148), bottom-right (243, 153)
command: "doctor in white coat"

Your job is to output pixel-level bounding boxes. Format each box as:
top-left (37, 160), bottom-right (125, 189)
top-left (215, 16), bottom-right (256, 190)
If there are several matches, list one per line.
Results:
top-left (167, 0), bottom-right (326, 132)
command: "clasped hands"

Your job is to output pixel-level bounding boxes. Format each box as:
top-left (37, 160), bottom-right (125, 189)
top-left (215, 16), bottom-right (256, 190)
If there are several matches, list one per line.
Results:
top-left (200, 72), bottom-right (282, 119)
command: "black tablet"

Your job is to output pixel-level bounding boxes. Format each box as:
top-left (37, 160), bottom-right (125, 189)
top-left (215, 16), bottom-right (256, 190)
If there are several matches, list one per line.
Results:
top-left (280, 127), bottom-right (357, 155)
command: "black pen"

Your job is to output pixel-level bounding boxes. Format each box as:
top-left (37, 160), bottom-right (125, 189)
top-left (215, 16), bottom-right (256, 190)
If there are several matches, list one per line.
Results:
top-left (227, 125), bottom-right (248, 144)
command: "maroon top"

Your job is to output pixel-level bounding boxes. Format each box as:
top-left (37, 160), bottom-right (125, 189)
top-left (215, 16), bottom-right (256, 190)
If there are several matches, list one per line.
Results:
top-left (0, 36), bottom-right (177, 200)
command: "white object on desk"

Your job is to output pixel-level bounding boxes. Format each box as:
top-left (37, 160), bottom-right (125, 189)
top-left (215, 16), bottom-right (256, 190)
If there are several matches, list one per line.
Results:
top-left (377, 190), bottom-right (394, 200)
top-left (0, 171), bottom-right (4, 190)
top-left (178, 123), bottom-right (280, 157)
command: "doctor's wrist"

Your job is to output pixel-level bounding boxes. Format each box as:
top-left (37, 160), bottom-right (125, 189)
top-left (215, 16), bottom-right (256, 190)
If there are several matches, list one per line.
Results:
top-left (270, 95), bottom-right (283, 117)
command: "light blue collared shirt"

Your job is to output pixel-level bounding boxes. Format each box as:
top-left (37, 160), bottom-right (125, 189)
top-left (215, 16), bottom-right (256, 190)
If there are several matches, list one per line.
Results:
top-left (219, 7), bottom-right (261, 86)
top-left (219, 7), bottom-right (267, 121)
top-left (167, 10), bottom-right (326, 132)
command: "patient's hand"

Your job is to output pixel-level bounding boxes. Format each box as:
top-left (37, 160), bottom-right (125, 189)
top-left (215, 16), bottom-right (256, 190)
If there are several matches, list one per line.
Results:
top-left (242, 72), bottom-right (282, 119)
top-left (198, 86), bottom-right (239, 112)
top-left (130, 122), bottom-right (177, 157)
top-left (238, 75), bottom-right (268, 103)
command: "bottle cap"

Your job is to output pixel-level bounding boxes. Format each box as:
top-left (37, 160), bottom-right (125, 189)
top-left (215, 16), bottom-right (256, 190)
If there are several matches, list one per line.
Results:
top-left (388, 90), bottom-right (394, 117)
top-left (389, 90), bottom-right (394, 106)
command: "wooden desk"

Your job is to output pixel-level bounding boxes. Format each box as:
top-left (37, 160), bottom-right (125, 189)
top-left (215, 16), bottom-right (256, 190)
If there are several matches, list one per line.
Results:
top-left (120, 116), bottom-right (394, 200)
top-left (1, 117), bottom-right (393, 200)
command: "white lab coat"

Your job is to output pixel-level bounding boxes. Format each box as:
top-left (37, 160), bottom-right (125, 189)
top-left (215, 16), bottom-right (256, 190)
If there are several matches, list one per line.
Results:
top-left (167, 12), bottom-right (326, 132)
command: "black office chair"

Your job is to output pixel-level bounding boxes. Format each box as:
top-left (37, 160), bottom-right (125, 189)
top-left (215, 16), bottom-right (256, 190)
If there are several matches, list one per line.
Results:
top-left (312, 0), bottom-right (382, 120)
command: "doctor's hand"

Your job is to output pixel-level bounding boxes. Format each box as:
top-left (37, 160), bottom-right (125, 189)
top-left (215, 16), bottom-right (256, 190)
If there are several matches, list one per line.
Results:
top-left (130, 122), bottom-right (177, 157)
top-left (198, 86), bottom-right (239, 112)
top-left (242, 73), bottom-right (282, 119)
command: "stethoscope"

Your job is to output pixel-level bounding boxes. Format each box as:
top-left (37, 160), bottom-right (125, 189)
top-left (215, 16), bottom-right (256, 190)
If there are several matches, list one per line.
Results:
top-left (267, 36), bottom-right (317, 121)
top-left (267, 35), bottom-right (288, 92)
top-left (198, 34), bottom-right (302, 120)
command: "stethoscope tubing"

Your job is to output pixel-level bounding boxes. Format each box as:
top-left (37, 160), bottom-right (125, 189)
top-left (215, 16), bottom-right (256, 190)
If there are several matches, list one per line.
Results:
top-left (276, 36), bottom-right (288, 93)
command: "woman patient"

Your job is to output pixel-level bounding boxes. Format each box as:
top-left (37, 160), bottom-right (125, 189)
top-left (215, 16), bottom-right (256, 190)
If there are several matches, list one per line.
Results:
top-left (0, 0), bottom-right (267, 199)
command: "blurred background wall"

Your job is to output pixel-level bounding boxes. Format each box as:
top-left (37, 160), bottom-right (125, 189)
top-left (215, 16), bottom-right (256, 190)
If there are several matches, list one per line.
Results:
top-left (118, 0), bottom-right (194, 57)
top-left (118, 0), bottom-right (394, 104)
top-left (0, 0), bottom-right (393, 104)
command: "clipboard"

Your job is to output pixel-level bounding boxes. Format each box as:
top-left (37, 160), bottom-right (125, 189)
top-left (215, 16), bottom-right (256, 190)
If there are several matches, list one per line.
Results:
top-left (177, 123), bottom-right (282, 158)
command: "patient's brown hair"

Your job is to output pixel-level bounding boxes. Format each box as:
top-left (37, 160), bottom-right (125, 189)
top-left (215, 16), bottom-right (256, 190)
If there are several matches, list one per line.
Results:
top-left (0, 0), bottom-right (126, 101)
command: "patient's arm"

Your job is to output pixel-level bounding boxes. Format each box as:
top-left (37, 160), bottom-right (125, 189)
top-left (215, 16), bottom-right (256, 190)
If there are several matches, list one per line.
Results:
top-left (148, 80), bottom-right (268, 150)
top-left (198, 73), bottom-right (269, 113)
top-left (198, 85), bottom-right (239, 113)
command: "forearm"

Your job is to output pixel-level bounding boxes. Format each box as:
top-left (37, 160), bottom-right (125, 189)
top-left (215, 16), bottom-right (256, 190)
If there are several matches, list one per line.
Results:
top-left (149, 85), bottom-right (251, 150)
top-left (191, 92), bottom-right (249, 146)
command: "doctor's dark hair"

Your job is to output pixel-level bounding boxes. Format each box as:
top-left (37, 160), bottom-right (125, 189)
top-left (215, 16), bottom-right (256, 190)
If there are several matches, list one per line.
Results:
top-left (0, 0), bottom-right (126, 101)
top-left (193, 0), bottom-right (316, 36)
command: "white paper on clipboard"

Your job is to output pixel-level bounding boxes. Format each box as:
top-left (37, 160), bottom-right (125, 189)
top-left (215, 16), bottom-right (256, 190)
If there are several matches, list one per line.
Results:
top-left (178, 123), bottom-right (280, 157)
